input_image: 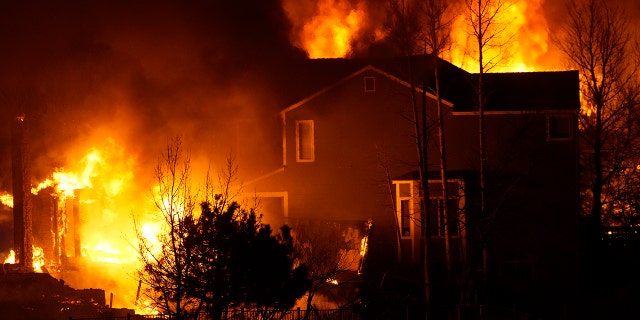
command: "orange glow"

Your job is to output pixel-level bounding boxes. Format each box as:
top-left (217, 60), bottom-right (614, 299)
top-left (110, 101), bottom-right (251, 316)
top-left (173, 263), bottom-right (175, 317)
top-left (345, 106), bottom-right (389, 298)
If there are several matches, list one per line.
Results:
top-left (0, 136), bottom-right (203, 313)
top-left (32, 246), bottom-right (45, 272)
top-left (0, 192), bottom-right (13, 208)
top-left (3, 246), bottom-right (46, 272)
top-left (4, 249), bottom-right (15, 264)
top-left (448, 0), bottom-right (549, 72)
top-left (24, 138), bottom-right (153, 312)
top-left (285, 0), bottom-right (553, 72)
top-left (284, 0), bottom-right (368, 58)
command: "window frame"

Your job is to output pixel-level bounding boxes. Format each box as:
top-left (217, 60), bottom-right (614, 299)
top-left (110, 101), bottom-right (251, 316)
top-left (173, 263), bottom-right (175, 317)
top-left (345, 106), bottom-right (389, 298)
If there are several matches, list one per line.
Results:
top-left (364, 76), bottom-right (376, 92)
top-left (295, 120), bottom-right (315, 162)
top-left (395, 181), bottom-right (415, 239)
top-left (546, 114), bottom-right (573, 141)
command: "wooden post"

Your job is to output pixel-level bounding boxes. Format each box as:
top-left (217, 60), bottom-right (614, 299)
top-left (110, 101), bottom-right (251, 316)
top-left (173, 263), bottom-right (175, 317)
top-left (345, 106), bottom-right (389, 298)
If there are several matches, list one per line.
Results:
top-left (11, 115), bottom-right (33, 270)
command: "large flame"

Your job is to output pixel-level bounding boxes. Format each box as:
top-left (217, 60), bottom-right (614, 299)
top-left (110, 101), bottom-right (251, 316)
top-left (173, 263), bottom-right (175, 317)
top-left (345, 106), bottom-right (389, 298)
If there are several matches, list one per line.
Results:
top-left (284, 0), bottom-right (554, 72)
top-left (3, 246), bottom-right (45, 272)
top-left (0, 138), bottom-right (159, 312)
top-left (284, 0), bottom-right (368, 58)
top-left (448, 0), bottom-right (550, 72)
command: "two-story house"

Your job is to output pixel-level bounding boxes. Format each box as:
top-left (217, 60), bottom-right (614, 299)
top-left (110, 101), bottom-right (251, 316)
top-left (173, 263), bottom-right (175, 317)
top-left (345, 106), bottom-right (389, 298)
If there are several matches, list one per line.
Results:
top-left (240, 55), bottom-right (580, 314)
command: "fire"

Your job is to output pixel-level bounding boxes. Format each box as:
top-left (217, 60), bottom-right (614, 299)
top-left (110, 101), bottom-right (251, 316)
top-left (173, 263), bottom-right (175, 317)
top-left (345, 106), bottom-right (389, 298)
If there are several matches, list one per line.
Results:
top-left (3, 246), bottom-right (46, 272)
top-left (0, 136), bottom-right (179, 311)
top-left (284, 0), bottom-right (367, 58)
top-left (284, 0), bottom-right (553, 72)
top-left (448, 0), bottom-right (550, 72)
top-left (0, 192), bottom-right (13, 208)
top-left (32, 246), bottom-right (45, 272)
top-left (4, 249), bottom-right (14, 264)
top-left (31, 148), bottom-right (104, 199)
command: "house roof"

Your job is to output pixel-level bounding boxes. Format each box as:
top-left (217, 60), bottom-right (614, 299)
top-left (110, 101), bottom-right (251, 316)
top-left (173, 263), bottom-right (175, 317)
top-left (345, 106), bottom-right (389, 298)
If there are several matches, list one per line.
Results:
top-left (272, 55), bottom-right (580, 113)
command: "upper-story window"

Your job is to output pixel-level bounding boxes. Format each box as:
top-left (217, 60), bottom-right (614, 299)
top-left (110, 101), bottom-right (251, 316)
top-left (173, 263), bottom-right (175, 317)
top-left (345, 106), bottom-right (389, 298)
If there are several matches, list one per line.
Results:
top-left (296, 120), bottom-right (315, 162)
top-left (547, 114), bottom-right (572, 141)
top-left (364, 76), bottom-right (376, 92)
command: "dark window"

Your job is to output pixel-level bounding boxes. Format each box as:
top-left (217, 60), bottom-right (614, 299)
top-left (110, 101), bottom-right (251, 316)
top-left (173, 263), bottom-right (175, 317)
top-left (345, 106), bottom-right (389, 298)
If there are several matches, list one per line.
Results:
top-left (547, 115), bottom-right (572, 140)
top-left (364, 76), bottom-right (375, 92)
top-left (296, 120), bottom-right (314, 161)
top-left (401, 199), bottom-right (411, 236)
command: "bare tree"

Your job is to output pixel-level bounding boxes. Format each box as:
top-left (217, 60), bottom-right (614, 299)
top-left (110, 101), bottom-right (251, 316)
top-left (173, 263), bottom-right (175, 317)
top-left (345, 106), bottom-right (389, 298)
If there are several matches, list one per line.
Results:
top-left (558, 0), bottom-right (640, 243)
top-left (422, 0), bottom-right (454, 282)
top-left (134, 136), bottom-right (200, 318)
top-left (384, 0), bottom-right (456, 306)
top-left (135, 138), bottom-right (308, 319)
top-left (291, 220), bottom-right (367, 319)
top-left (460, 0), bottom-right (513, 303)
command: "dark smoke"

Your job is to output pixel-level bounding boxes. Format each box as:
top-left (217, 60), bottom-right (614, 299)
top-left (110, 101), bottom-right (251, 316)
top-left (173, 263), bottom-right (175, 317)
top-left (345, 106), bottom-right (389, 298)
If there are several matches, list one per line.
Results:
top-left (0, 0), bottom-right (305, 185)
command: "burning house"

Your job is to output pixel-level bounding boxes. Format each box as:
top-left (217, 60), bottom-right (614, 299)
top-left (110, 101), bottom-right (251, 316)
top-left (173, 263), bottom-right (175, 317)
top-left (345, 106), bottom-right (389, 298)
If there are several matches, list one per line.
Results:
top-left (2, 116), bottom-right (135, 319)
top-left (0, 0), bottom-right (603, 317)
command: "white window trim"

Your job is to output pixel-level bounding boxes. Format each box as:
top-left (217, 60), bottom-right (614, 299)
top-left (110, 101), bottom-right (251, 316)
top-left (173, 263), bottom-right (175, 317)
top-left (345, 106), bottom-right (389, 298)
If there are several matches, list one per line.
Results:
top-left (295, 120), bottom-right (315, 162)
top-left (394, 180), bottom-right (417, 239)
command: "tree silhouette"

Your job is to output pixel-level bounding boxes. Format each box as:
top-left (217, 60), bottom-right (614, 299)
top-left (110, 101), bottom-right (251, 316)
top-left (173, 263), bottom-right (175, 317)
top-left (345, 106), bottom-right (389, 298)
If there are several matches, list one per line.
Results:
top-left (134, 137), bottom-right (199, 318)
top-left (188, 199), bottom-right (309, 319)
top-left (135, 137), bottom-right (309, 319)
top-left (558, 0), bottom-right (640, 243)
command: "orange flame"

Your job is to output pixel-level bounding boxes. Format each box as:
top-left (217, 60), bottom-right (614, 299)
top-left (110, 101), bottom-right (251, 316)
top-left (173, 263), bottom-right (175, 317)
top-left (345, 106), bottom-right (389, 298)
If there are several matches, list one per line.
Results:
top-left (448, 0), bottom-right (550, 72)
top-left (284, 0), bottom-right (554, 72)
top-left (284, 0), bottom-right (367, 58)
top-left (0, 192), bottom-right (13, 208)
top-left (3, 246), bottom-right (46, 272)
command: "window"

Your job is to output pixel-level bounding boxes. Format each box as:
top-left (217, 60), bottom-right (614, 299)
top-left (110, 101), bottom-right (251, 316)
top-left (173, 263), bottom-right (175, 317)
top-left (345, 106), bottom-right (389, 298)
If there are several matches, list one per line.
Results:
top-left (364, 76), bottom-right (375, 92)
top-left (296, 120), bottom-right (315, 162)
top-left (547, 114), bottom-right (572, 140)
top-left (400, 199), bottom-right (411, 236)
top-left (396, 182), bottom-right (413, 237)
top-left (428, 198), bottom-right (460, 237)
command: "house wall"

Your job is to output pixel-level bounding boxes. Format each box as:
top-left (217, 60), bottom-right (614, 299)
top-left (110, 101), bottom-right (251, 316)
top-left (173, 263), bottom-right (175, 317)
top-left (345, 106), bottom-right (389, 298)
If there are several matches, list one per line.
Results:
top-left (447, 111), bottom-right (580, 306)
top-left (280, 70), bottom-right (435, 272)
top-left (254, 65), bottom-right (579, 309)
top-left (282, 70), bottom-right (424, 222)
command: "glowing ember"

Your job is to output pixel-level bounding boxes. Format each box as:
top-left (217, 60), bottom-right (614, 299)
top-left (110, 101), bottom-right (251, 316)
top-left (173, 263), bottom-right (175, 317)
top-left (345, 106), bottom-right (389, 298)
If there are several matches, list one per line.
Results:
top-left (32, 246), bottom-right (45, 272)
top-left (3, 246), bottom-right (46, 272)
top-left (4, 249), bottom-right (15, 264)
top-left (0, 192), bottom-right (13, 208)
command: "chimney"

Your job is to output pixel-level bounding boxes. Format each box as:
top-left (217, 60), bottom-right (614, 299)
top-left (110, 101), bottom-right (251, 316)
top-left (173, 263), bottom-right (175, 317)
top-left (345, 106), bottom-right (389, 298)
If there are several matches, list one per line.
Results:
top-left (11, 115), bottom-right (33, 271)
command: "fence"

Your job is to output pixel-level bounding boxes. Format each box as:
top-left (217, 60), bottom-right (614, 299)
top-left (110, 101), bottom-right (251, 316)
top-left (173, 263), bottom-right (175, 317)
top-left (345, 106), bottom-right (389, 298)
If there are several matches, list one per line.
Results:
top-left (70, 307), bottom-right (362, 320)
top-left (70, 305), bottom-right (534, 320)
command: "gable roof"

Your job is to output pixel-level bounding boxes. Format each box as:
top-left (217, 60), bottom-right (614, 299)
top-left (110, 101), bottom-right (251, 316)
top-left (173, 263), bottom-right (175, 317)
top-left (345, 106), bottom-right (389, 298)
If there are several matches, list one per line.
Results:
top-left (271, 55), bottom-right (580, 113)
top-left (280, 64), bottom-right (454, 115)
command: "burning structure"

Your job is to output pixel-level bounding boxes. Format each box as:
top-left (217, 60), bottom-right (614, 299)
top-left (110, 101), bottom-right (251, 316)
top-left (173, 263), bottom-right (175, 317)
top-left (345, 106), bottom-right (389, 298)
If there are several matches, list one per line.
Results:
top-left (2, 115), bottom-right (135, 318)
top-left (0, 0), bottom-right (627, 317)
